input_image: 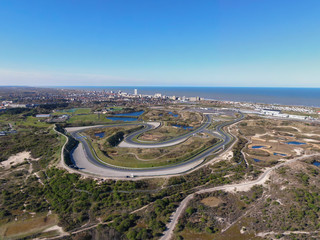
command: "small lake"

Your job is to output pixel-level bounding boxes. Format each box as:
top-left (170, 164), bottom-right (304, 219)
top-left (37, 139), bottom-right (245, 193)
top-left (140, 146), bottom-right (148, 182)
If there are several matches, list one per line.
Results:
top-left (107, 117), bottom-right (138, 122)
top-left (253, 158), bottom-right (261, 162)
top-left (274, 152), bottom-right (287, 156)
top-left (172, 124), bottom-right (193, 130)
top-left (286, 141), bottom-right (306, 145)
top-left (94, 132), bottom-right (105, 138)
top-left (313, 161), bottom-right (320, 167)
top-left (113, 111), bottom-right (144, 117)
top-left (168, 112), bottom-right (178, 117)
top-left (252, 146), bottom-right (265, 149)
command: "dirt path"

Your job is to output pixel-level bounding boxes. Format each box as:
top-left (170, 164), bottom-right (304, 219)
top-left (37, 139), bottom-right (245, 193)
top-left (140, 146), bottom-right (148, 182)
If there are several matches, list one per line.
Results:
top-left (160, 154), bottom-right (320, 240)
top-left (257, 230), bottom-right (320, 237)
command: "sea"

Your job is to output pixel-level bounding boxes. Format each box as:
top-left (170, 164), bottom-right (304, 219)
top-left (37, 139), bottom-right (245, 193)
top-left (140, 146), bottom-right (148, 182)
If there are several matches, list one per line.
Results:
top-left (57, 87), bottom-right (320, 108)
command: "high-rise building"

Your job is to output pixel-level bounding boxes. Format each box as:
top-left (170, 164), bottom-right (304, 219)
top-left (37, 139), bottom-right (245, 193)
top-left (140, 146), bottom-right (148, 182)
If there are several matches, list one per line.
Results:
top-left (134, 89), bottom-right (138, 95)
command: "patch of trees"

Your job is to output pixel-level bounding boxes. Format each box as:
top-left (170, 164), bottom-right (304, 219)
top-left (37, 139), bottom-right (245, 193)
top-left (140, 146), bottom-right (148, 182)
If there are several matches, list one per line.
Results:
top-left (0, 174), bottom-right (49, 221)
top-left (240, 185), bottom-right (264, 205)
top-left (176, 194), bottom-right (221, 234)
top-left (65, 224), bottom-right (126, 240)
top-left (55, 125), bottom-right (79, 166)
top-left (232, 137), bottom-right (247, 164)
top-left (107, 131), bottom-right (125, 147)
top-left (0, 107), bottom-right (30, 115)
top-left (38, 103), bottom-right (68, 111)
top-left (106, 126), bottom-right (143, 147)
top-left (296, 172), bottom-right (310, 186)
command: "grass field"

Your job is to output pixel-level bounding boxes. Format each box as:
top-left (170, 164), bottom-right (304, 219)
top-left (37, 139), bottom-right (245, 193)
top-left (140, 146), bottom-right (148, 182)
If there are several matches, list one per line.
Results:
top-left (52, 108), bottom-right (116, 125)
top-left (0, 213), bottom-right (58, 240)
top-left (53, 107), bottom-right (91, 115)
top-left (67, 113), bottom-right (112, 125)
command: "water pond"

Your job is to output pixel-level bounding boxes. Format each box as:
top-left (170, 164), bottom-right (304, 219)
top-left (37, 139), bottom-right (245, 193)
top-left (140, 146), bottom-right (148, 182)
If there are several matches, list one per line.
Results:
top-left (273, 152), bottom-right (287, 156)
top-left (286, 141), bottom-right (306, 145)
top-left (113, 111), bottom-right (144, 117)
top-left (313, 161), bottom-right (320, 167)
top-left (172, 124), bottom-right (193, 130)
top-left (168, 112), bottom-right (178, 117)
top-left (107, 117), bottom-right (138, 122)
top-left (94, 132), bottom-right (105, 138)
top-left (251, 146), bottom-right (265, 149)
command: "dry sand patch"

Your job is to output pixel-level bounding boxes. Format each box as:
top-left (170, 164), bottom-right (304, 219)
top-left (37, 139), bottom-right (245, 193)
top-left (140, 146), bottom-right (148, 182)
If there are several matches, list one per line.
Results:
top-left (0, 151), bottom-right (31, 169)
top-left (201, 196), bottom-right (223, 207)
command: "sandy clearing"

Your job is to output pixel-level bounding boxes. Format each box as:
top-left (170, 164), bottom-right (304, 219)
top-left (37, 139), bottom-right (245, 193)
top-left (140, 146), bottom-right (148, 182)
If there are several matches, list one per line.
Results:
top-left (294, 148), bottom-right (304, 155)
top-left (42, 225), bottom-right (66, 234)
top-left (303, 133), bottom-right (320, 137)
top-left (257, 230), bottom-right (320, 237)
top-left (303, 138), bottom-right (320, 143)
top-left (0, 151), bottom-right (31, 169)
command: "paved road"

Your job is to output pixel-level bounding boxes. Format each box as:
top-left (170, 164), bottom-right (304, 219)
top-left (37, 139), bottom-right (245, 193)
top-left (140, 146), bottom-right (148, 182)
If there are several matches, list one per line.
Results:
top-left (160, 153), bottom-right (319, 240)
top-left (120, 115), bottom-right (212, 148)
top-left (65, 112), bottom-right (244, 178)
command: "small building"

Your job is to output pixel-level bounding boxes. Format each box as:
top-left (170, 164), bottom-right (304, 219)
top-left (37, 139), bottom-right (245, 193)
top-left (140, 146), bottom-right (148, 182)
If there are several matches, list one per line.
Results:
top-left (261, 109), bottom-right (281, 116)
top-left (36, 114), bottom-right (51, 118)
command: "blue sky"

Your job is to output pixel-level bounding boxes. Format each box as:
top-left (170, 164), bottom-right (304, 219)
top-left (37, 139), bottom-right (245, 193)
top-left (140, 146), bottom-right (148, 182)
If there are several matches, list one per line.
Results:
top-left (0, 0), bottom-right (319, 87)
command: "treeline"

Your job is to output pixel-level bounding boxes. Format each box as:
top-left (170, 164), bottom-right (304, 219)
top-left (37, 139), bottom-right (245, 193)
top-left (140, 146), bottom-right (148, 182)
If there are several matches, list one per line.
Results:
top-left (38, 102), bottom-right (68, 110)
top-left (55, 124), bottom-right (79, 166)
top-left (107, 126), bottom-right (143, 147)
top-left (232, 137), bottom-right (247, 164)
top-left (107, 131), bottom-right (125, 147)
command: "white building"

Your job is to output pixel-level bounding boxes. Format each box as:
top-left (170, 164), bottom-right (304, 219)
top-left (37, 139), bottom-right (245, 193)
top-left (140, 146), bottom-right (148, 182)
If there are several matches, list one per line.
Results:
top-left (189, 96), bottom-right (200, 102)
top-left (36, 114), bottom-right (51, 118)
top-left (261, 109), bottom-right (281, 116)
top-left (134, 89), bottom-right (138, 95)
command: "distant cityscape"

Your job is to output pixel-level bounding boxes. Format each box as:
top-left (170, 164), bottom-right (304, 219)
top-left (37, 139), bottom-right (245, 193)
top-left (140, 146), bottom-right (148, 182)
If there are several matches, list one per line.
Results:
top-left (0, 87), bottom-right (319, 122)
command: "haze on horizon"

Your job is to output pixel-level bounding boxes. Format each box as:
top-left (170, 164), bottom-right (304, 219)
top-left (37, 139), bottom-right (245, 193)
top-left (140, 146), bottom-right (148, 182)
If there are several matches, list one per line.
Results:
top-left (0, 0), bottom-right (319, 88)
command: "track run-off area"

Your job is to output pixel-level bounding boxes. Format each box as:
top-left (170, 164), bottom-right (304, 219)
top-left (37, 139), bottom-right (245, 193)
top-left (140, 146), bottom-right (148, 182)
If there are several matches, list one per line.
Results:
top-left (61, 112), bottom-right (244, 178)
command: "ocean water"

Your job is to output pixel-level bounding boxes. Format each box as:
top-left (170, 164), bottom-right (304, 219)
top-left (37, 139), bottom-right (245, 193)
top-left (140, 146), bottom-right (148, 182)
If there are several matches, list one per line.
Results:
top-left (58, 87), bottom-right (320, 107)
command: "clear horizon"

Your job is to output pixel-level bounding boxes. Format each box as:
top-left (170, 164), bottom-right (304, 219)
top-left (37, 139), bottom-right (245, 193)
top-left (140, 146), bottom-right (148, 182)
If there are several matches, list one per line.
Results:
top-left (2, 85), bottom-right (320, 89)
top-left (0, 0), bottom-right (319, 87)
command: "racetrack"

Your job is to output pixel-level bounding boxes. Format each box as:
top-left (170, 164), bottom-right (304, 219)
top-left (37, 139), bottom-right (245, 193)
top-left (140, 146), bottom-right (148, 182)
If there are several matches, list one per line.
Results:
top-left (64, 112), bottom-right (244, 178)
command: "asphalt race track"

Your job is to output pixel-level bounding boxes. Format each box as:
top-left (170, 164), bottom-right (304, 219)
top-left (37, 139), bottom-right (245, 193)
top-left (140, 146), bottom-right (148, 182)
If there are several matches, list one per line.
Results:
top-left (65, 112), bottom-right (244, 178)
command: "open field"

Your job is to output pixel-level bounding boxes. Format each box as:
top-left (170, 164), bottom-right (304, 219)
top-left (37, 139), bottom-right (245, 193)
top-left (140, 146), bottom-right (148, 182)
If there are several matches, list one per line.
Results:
top-left (53, 107), bottom-right (92, 115)
top-left (67, 113), bottom-right (112, 125)
top-left (0, 213), bottom-right (59, 240)
top-left (200, 196), bottom-right (223, 207)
